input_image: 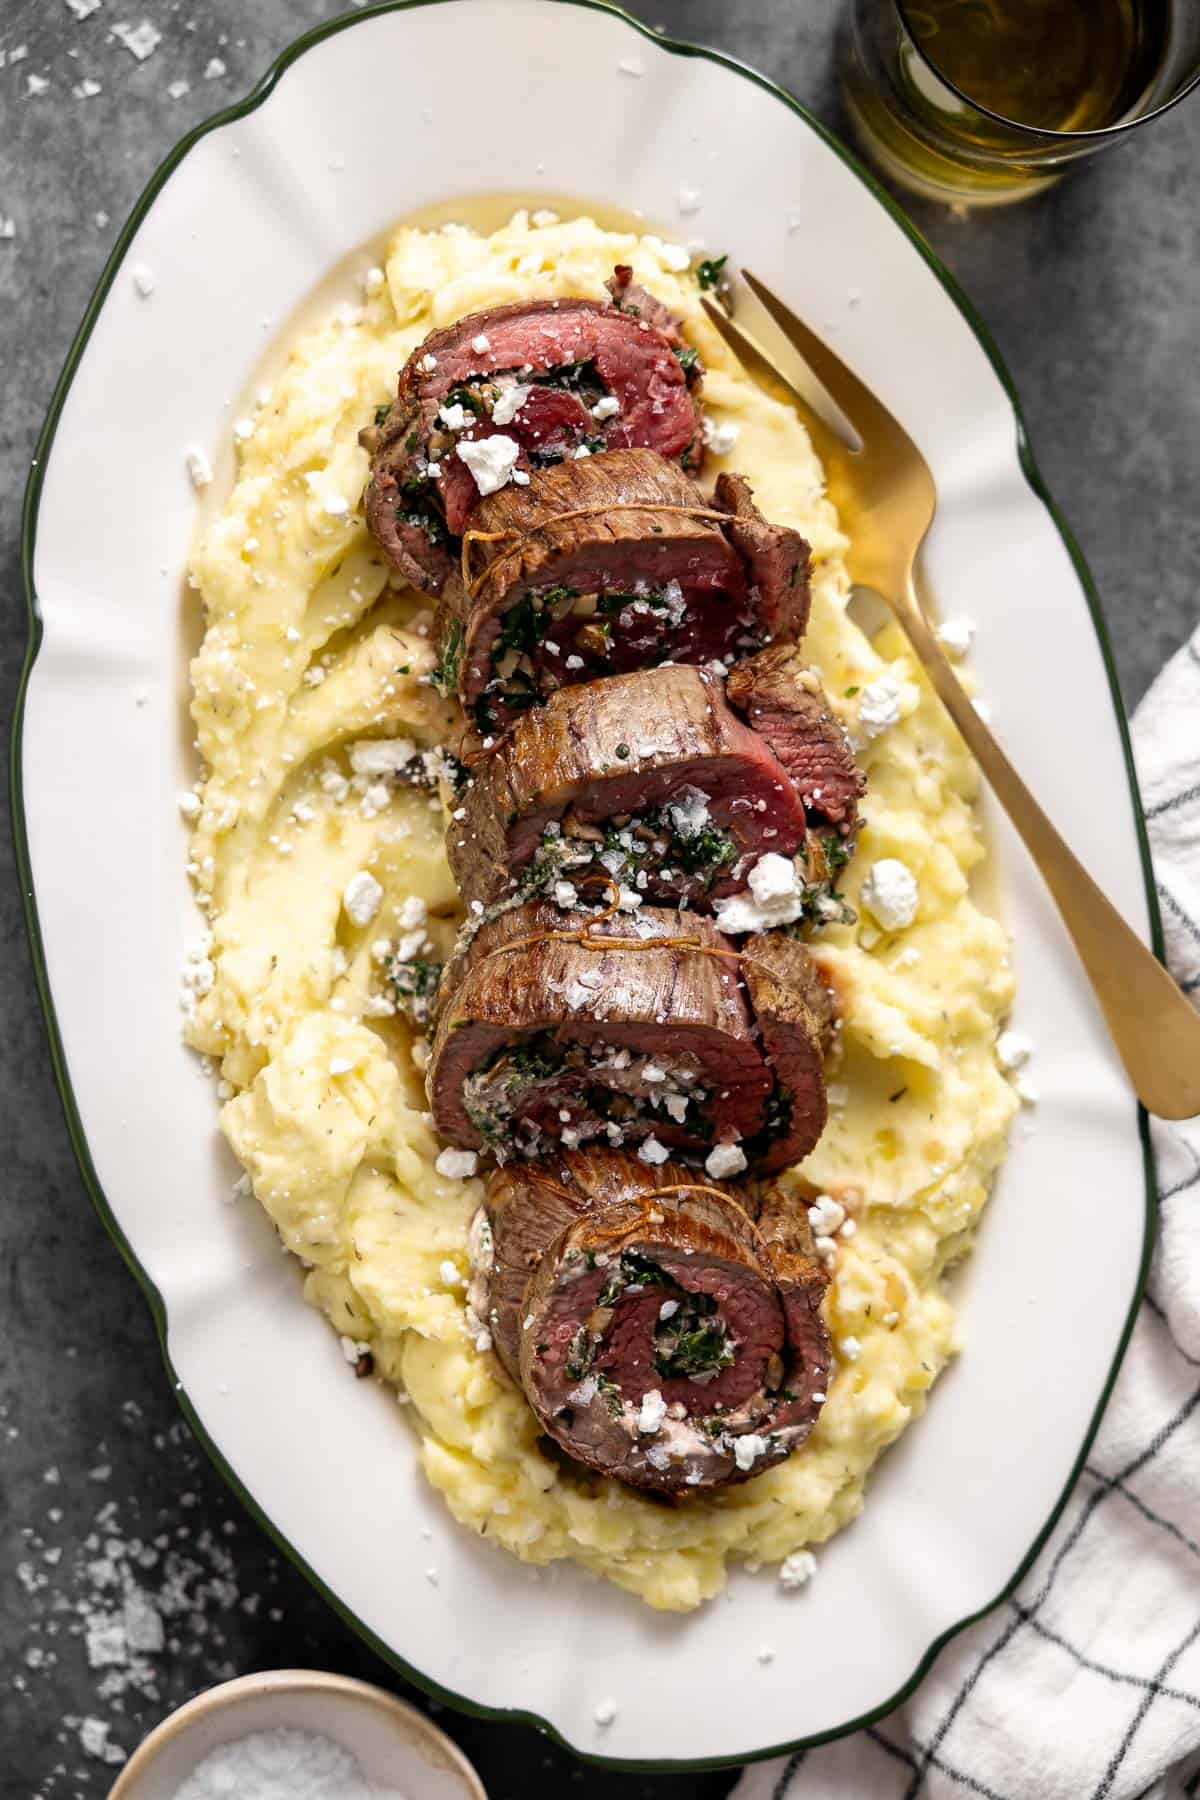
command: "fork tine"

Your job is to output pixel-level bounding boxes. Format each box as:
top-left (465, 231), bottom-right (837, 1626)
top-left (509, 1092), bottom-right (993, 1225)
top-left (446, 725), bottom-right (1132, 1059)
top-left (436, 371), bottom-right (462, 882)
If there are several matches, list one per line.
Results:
top-left (698, 296), bottom-right (856, 478)
top-left (741, 269), bottom-right (920, 454)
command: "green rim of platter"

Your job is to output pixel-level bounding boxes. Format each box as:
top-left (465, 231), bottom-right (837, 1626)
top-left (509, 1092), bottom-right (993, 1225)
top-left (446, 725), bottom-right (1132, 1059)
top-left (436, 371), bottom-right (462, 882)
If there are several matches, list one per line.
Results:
top-left (10, 0), bottom-right (1161, 1773)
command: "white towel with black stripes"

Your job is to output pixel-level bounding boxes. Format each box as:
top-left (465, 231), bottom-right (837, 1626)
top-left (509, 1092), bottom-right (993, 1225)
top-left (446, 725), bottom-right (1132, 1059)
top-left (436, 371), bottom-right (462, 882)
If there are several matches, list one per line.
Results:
top-left (733, 624), bottom-right (1200, 1800)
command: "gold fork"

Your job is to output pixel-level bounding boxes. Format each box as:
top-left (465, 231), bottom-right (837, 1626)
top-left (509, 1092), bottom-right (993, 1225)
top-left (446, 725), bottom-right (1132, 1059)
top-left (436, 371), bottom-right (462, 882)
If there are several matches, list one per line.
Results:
top-left (702, 274), bottom-right (1200, 1121)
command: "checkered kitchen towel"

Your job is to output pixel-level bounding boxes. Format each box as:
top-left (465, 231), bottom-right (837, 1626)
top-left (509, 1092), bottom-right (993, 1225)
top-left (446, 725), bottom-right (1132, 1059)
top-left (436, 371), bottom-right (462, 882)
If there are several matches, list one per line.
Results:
top-left (734, 625), bottom-right (1200, 1800)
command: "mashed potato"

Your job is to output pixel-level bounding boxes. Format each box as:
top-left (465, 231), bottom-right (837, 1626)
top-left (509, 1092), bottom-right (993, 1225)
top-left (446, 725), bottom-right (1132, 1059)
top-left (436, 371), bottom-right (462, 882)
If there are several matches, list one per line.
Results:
top-left (185, 211), bottom-right (1018, 1612)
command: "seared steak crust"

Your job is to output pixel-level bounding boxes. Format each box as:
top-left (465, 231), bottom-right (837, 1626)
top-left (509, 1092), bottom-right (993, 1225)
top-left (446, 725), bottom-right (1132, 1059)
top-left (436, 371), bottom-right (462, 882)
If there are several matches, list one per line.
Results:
top-left (740, 932), bottom-right (836, 1172)
top-left (713, 472), bottom-right (811, 644)
top-left (477, 1149), bottom-right (831, 1494)
top-left (446, 664), bottom-right (810, 909)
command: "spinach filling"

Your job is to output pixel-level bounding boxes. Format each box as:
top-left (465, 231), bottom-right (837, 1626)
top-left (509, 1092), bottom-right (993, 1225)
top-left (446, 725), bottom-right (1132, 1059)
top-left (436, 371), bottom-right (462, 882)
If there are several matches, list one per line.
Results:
top-left (387, 956), bottom-right (443, 1027)
top-left (564, 1252), bottom-right (735, 1388)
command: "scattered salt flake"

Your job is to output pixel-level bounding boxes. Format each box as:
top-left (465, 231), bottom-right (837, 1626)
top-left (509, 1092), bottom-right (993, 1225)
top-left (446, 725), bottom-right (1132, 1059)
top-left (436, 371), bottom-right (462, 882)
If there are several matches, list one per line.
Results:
top-left (637, 1389), bottom-right (667, 1435)
top-left (26, 73), bottom-right (50, 95)
top-left (778, 1549), bottom-right (817, 1590)
top-left (66, 0), bottom-right (103, 17)
top-left (203, 56), bottom-right (226, 79)
top-left (616, 54), bottom-right (643, 76)
top-left (79, 1717), bottom-right (125, 1765)
top-left (677, 187), bottom-right (702, 214)
top-left (73, 77), bottom-right (103, 97)
top-left (167, 77), bottom-right (190, 99)
top-left (112, 19), bottom-right (162, 60)
top-left (0, 218), bottom-right (15, 241)
top-left (757, 1646), bottom-right (776, 1665)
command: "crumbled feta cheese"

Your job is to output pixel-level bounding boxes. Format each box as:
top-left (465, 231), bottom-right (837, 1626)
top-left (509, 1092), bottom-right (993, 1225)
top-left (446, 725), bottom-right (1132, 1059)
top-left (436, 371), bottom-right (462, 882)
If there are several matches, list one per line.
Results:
top-left (616, 54), bottom-right (644, 75)
top-left (361, 265), bottom-right (385, 296)
top-left (840, 1336), bottom-right (862, 1362)
top-left (677, 187), bottom-right (702, 214)
top-left (779, 1549), bottom-right (817, 1590)
top-left (857, 671), bottom-right (905, 739)
top-left (131, 263), bottom-right (155, 297)
top-left (637, 1136), bottom-right (670, 1166)
top-left (937, 615), bottom-right (976, 659)
top-left (438, 401), bottom-right (474, 432)
top-left (471, 332), bottom-right (491, 353)
top-left (456, 433), bottom-right (521, 496)
top-left (591, 394), bottom-right (621, 421)
top-left (733, 1433), bottom-right (771, 1472)
top-left (808, 1193), bottom-right (846, 1236)
top-left (491, 385), bottom-right (531, 427)
top-left (637, 1388), bottom-right (667, 1434)
top-left (702, 416), bottom-right (740, 455)
top-left (553, 880), bottom-right (578, 910)
top-left (706, 1143), bottom-right (748, 1179)
top-left (594, 1698), bottom-right (618, 1727)
top-left (184, 444), bottom-right (212, 490)
top-left (329, 1057), bottom-right (353, 1076)
top-left (419, 352), bottom-right (437, 373)
top-left (233, 416), bottom-right (255, 441)
top-left (860, 858), bottom-right (919, 931)
top-left (435, 1148), bottom-right (479, 1180)
top-left (322, 492), bottom-right (350, 516)
top-left (343, 870), bottom-right (383, 927)
top-left (178, 789), bottom-right (201, 820)
top-left (659, 1300), bottom-right (679, 1321)
top-left (396, 895), bottom-right (427, 930)
top-left (349, 738), bottom-right (417, 777)
top-left (713, 852), bottom-right (806, 935)
top-left (996, 1028), bottom-right (1033, 1071)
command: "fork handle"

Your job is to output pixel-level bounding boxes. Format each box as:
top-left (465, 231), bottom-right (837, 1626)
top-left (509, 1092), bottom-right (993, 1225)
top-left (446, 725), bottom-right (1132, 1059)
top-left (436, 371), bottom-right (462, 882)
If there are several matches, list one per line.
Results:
top-left (889, 576), bottom-right (1200, 1121)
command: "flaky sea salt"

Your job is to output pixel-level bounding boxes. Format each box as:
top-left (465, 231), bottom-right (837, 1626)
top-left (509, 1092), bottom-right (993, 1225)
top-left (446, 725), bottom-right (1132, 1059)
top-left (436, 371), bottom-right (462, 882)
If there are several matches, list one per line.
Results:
top-left (171, 1726), bottom-right (409, 1799)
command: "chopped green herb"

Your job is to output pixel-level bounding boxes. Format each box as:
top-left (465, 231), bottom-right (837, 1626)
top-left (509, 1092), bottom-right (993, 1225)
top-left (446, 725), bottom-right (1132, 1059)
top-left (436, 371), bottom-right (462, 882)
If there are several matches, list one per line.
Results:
top-left (444, 383), bottom-right (484, 417)
top-left (673, 344), bottom-right (701, 377)
top-left (532, 358), bottom-right (598, 393)
top-left (615, 743), bottom-right (631, 759)
top-left (373, 403), bottom-right (392, 428)
top-left (432, 619), bottom-right (463, 696)
top-left (695, 254), bottom-right (728, 292)
top-left (387, 957), bottom-right (443, 1026)
top-left (844, 685), bottom-right (860, 698)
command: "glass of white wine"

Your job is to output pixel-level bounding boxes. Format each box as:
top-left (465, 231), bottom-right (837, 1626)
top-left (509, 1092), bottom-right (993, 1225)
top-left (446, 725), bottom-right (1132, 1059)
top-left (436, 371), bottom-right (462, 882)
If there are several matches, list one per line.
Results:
top-left (841, 0), bottom-right (1200, 204)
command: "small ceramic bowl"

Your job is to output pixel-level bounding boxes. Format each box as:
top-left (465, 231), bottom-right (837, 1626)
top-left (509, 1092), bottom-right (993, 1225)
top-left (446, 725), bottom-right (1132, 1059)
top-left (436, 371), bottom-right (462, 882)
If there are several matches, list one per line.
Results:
top-left (108, 1669), bottom-right (486, 1800)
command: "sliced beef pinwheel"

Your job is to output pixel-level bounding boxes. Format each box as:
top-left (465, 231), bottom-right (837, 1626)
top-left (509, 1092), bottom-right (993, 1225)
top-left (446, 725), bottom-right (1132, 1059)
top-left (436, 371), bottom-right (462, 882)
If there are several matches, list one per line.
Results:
top-left (471, 1148), bottom-right (831, 1494)
top-left (427, 901), bottom-right (768, 1163)
top-left (361, 269), bottom-right (704, 594)
top-left (446, 656), bottom-right (862, 920)
top-left (423, 903), bottom-right (834, 1171)
top-left (441, 447), bottom-right (811, 734)
top-left (446, 663), bottom-right (811, 910)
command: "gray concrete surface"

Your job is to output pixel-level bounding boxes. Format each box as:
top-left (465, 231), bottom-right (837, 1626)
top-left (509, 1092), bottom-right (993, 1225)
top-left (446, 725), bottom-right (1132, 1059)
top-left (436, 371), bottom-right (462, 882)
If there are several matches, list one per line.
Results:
top-left (1, 2), bottom-right (1197, 1795)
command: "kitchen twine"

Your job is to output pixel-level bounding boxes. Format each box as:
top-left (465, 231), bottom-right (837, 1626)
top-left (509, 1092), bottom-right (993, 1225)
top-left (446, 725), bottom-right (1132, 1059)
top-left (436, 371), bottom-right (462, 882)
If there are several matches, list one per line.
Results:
top-left (733, 623), bottom-right (1200, 1800)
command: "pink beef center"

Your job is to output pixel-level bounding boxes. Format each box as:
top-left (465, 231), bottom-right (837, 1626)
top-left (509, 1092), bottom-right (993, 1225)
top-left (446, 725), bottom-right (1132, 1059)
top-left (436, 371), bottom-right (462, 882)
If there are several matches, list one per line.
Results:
top-left (506, 759), bottom-right (809, 890)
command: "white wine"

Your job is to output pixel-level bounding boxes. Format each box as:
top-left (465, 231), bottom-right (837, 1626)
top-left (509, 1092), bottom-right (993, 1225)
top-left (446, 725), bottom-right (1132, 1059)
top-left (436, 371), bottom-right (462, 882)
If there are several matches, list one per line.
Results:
top-left (905, 0), bottom-right (1167, 132)
top-left (842, 0), bottom-right (1172, 203)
